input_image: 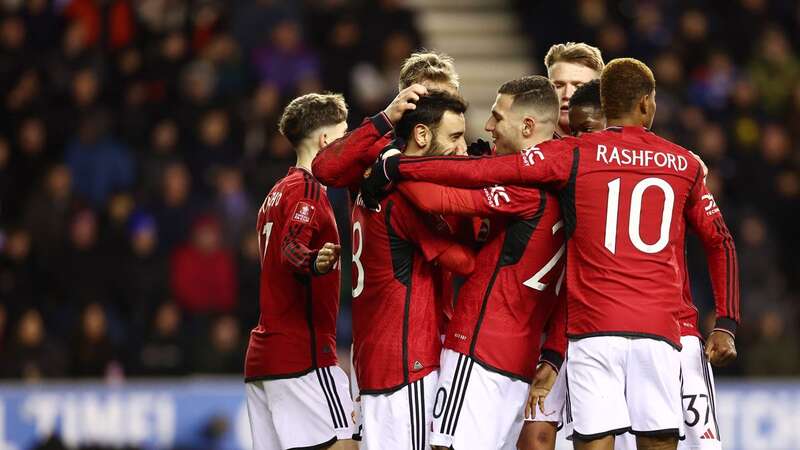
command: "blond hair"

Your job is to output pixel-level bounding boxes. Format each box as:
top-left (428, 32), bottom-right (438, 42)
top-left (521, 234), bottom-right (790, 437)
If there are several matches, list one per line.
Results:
top-left (398, 50), bottom-right (459, 90)
top-left (544, 42), bottom-right (604, 73)
top-left (600, 58), bottom-right (656, 119)
top-left (278, 93), bottom-right (348, 146)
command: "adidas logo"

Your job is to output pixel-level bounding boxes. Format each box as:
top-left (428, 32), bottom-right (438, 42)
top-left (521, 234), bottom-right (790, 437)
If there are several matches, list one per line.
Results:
top-left (700, 429), bottom-right (716, 440)
top-left (412, 361), bottom-right (424, 371)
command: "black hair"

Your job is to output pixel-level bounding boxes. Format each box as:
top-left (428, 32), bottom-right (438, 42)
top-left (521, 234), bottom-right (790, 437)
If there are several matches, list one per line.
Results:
top-left (569, 79), bottom-right (601, 109)
top-left (394, 90), bottom-right (468, 140)
top-left (497, 75), bottom-right (559, 122)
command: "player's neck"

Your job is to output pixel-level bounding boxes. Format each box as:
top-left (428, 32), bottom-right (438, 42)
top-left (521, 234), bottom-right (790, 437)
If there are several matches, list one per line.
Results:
top-left (294, 145), bottom-right (317, 173)
top-left (556, 124), bottom-right (570, 138)
top-left (522, 132), bottom-right (552, 149)
top-left (606, 115), bottom-right (646, 128)
top-left (403, 144), bottom-right (427, 157)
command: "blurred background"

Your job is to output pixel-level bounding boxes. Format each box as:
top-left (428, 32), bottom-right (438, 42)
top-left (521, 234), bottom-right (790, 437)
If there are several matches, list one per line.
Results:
top-left (0, 0), bottom-right (797, 449)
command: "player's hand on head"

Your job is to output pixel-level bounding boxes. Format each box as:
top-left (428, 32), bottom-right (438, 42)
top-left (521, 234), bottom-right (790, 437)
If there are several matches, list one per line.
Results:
top-left (314, 242), bottom-right (341, 274)
top-left (525, 363), bottom-right (557, 419)
top-left (705, 329), bottom-right (737, 367)
top-left (383, 84), bottom-right (428, 124)
top-left (466, 138), bottom-right (492, 157)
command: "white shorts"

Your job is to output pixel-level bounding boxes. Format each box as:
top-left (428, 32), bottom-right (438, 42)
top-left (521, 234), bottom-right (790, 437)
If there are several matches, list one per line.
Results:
top-left (430, 349), bottom-right (529, 450)
top-left (566, 336), bottom-right (683, 440)
top-left (246, 366), bottom-right (354, 450)
top-left (361, 371), bottom-right (438, 450)
top-left (349, 344), bottom-right (364, 441)
top-left (527, 359), bottom-right (568, 427)
top-left (614, 336), bottom-right (721, 450)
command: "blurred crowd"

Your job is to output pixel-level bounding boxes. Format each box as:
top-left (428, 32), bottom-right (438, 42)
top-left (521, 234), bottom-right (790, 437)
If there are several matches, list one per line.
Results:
top-left (0, 0), bottom-right (417, 380)
top-left (0, 0), bottom-right (797, 381)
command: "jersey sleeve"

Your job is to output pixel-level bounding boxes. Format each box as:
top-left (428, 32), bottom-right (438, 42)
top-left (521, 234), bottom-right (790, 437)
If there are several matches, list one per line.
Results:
top-left (278, 190), bottom-right (326, 276)
top-left (685, 166), bottom-right (740, 335)
top-left (539, 292), bottom-right (567, 372)
top-left (398, 182), bottom-right (544, 219)
top-left (394, 138), bottom-right (576, 189)
top-left (391, 199), bottom-right (476, 276)
top-left (312, 112), bottom-right (393, 188)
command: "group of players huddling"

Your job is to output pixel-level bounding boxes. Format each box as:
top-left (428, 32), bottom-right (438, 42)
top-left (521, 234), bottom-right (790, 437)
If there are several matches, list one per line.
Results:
top-left (243, 42), bottom-right (740, 450)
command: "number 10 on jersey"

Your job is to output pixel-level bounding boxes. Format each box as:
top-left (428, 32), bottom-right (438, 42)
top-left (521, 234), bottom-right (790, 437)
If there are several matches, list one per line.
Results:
top-left (604, 177), bottom-right (675, 254)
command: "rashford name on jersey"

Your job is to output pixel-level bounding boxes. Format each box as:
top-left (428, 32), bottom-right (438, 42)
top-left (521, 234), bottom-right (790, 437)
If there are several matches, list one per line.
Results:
top-left (595, 144), bottom-right (689, 172)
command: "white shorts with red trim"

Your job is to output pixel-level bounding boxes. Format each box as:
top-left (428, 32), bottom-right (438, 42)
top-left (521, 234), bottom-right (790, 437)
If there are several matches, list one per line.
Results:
top-left (429, 349), bottom-right (529, 450)
top-left (614, 335), bottom-right (721, 450)
top-left (566, 336), bottom-right (683, 441)
top-left (245, 365), bottom-right (354, 450)
top-left (360, 370), bottom-right (438, 450)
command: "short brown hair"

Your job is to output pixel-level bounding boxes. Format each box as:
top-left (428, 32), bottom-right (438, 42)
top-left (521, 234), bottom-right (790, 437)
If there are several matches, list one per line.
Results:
top-left (278, 93), bottom-right (348, 145)
top-left (395, 90), bottom-right (467, 140)
top-left (398, 50), bottom-right (459, 90)
top-left (498, 75), bottom-right (559, 123)
top-left (600, 58), bottom-right (656, 120)
top-left (544, 42), bottom-right (604, 73)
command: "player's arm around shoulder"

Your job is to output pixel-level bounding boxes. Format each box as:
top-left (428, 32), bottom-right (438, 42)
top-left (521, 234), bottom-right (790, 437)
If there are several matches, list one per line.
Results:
top-left (312, 84), bottom-right (426, 187)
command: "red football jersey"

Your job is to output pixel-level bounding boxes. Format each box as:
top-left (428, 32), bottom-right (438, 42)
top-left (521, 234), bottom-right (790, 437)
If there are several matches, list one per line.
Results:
top-left (313, 112), bottom-right (393, 189)
top-left (244, 167), bottom-right (340, 380)
top-left (398, 182), bottom-right (566, 381)
top-left (350, 191), bottom-right (470, 393)
top-left (393, 126), bottom-right (740, 348)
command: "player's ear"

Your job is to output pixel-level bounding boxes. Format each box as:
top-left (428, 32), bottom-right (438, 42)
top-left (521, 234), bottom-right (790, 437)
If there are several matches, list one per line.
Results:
top-left (638, 94), bottom-right (649, 116)
top-left (413, 124), bottom-right (429, 148)
top-left (521, 115), bottom-right (536, 138)
top-left (318, 131), bottom-right (329, 148)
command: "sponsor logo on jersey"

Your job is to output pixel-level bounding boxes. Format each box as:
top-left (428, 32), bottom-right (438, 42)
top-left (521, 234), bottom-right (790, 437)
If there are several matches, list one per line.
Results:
top-left (292, 201), bottom-right (315, 223)
top-left (484, 185), bottom-right (510, 207)
top-left (702, 193), bottom-right (720, 216)
top-left (413, 361), bottom-right (424, 371)
top-left (522, 147), bottom-right (544, 166)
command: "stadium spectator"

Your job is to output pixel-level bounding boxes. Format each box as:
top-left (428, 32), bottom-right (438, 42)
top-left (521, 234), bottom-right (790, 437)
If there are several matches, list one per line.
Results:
top-left (0, 228), bottom-right (36, 315)
top-left (251, 18), bottom-right (320, 96)
top-left (152, 162), bottom-right (198, 251)
top-left (170, 214), bottom-right (237, 315)
top-left (66, 113), bottom-right (135, 208)
top-left (193, 314), bottom-right (243, 373)
top-left (69, 302), bottom-right (119, 378)
top-left (52, 209), bottom-right (111, 308)
top-left (117, 212), bottom-right (168, 330)
top-left (1, 308), bottom-right (67, 380)
top-left (136, 302), bottom-right (188, 376)
top-left (23, 164), bottom-right (75, 257)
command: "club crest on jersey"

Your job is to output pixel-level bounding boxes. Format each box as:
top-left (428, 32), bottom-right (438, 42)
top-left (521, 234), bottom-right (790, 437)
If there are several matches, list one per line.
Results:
top-left (484, 185), bottom-right (510, 207)
top-left (522, 147), bottom-right (544, 166)
top-left (292, 201), bottom-right (315, 223)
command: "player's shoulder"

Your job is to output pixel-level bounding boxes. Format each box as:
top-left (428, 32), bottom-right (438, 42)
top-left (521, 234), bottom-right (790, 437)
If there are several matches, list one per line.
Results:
top-left (281, 168), bottom-right (326, 202)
